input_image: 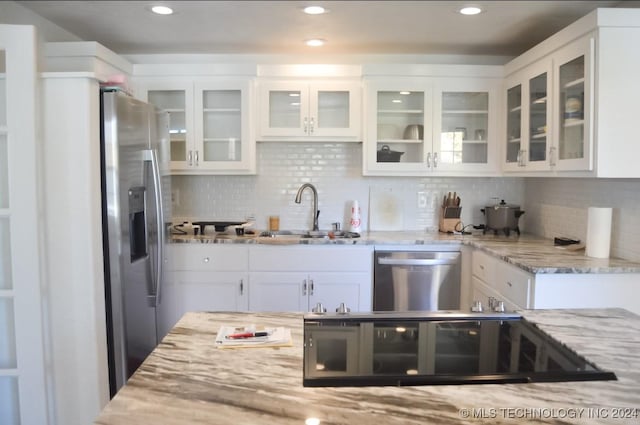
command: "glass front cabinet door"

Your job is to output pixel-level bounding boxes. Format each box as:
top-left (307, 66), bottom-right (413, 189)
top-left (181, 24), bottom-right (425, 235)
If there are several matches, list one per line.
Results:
top-left (364, 79), bottom-right (432, 175)
top-left (194, 81), bottom-right (254, 173)
top-left (552, 35), bottom-right (593, 171)
top-left (258, 81), bottom-right (361, 141)
top-left (432, 79), bottom-right (499, 174)
top-left (145, 83), bottom-right (194, 169)
top-left (503, 61), bottom-right (553, 172)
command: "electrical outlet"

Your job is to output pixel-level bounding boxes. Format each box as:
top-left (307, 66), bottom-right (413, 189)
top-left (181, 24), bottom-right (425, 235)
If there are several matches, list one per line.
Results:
top-left (171, 188), bottom-right (180, 207)
top-left (417, 191), bottom-right (428, 209)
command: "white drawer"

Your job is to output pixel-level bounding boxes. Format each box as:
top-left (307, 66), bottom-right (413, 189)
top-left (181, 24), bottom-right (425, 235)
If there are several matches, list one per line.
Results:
top-left (472, 250), bottom-right (497, 283)
top-left (168, 244), bottom-right (249, 272)
top-left (497, 262), bottom-right (532, 309)
top-left (471, 276), bottom-right (521, 313)
top-left (249, 245), bottom-right (373, 272)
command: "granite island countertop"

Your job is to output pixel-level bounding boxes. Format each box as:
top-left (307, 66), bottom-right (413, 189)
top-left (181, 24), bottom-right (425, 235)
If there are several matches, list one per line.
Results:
top-left (94, 309), bottom-right (640, 425)
top-left (170, 231), bottom-right (640, 274)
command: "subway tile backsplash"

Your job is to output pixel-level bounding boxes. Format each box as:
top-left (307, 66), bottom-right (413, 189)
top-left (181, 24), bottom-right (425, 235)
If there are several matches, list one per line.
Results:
top-left (172, 143), bottom-right (525, 233)
top-left (172, 143), bottom-right (639, 262)
top-left (525, 178), bottom-right (640, 262)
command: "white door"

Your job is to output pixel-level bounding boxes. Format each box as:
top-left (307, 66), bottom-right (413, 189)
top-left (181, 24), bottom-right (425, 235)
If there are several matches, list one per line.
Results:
top-left (0, 25), bottom-right (49, 425)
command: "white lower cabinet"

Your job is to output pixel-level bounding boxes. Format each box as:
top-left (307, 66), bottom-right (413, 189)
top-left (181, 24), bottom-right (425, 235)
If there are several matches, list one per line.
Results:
top-left (249, 271), bottom-right (368, 313)
top-left (248, 245), bottom-right (373, 312)
top-left (471, 249), bottom-right (640, 314)
top-left (159, 244), bottom-right (249, 338)
top-left (160, 244), bottom-right (374, 334)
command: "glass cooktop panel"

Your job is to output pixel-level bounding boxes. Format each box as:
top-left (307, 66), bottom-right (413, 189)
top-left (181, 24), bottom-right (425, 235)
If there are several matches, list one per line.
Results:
top-left (303, 314), bottom-right (616, 387)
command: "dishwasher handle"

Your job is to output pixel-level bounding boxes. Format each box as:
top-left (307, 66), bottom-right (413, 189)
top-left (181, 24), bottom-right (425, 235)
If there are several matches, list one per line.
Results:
top-left (377, 257), bottom-right (458, 266)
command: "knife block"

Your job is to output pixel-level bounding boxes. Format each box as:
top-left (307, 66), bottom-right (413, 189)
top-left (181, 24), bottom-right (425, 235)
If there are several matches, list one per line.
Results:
top-left (439, 206), bottom-right (462, 233)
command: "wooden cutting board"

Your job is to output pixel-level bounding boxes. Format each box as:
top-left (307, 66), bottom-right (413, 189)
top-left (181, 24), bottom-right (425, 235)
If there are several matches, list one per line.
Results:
top-left (369, 187), bottom-right (404, 231)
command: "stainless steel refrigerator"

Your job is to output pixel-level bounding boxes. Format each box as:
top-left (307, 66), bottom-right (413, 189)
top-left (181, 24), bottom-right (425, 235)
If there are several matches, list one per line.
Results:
top-left (100, 89), bottom-right (171, 396)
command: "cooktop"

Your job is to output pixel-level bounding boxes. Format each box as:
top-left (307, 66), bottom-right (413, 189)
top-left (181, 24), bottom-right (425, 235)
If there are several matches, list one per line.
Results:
top-left (303, 312), bottom-right (616, 387)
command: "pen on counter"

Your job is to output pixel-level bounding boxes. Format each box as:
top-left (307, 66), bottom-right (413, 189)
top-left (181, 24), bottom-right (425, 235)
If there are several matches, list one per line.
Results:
top-left (225, 331), bottom-right (269, 339)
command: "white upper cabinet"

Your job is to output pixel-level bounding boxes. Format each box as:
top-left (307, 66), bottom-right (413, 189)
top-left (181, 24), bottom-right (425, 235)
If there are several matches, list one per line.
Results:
top-left (139, 78), bottom-right (256, 175)
top-left (257, 80), bottom-right (361, 141)
top-left (363, 76), bottom-right (500, 176)
top-left (503, 9), bottom-right (640, 177)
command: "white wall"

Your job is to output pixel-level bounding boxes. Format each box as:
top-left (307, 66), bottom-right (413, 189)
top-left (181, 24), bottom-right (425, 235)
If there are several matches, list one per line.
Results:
top-left (525, 178), bottom-right (640, 262)
top-left (173, 142), bottom-right (526, 233)
top-left (0, 1), bottom-right (81, 42)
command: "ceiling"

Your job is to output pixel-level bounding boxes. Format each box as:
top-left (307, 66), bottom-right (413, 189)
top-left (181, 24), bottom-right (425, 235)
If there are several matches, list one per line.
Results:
top-left (15, 0), bottom-right (640, 57)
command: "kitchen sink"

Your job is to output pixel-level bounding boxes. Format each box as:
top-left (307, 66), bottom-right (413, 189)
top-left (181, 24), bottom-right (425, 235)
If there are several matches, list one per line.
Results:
top-left (257, 230), bottom-right (360, 243)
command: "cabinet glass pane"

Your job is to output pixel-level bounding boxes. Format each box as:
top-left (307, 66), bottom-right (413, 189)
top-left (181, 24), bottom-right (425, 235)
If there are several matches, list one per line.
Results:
top-left (0, 298), bottom-right (17, 368)
top-left (373, 323), bottom-right (419, 374)
top-left (0, 377), bottom-right (19, 425)
top-left (506, 84), bottom-right (522, 163)
top-left (377, 91), bottom-right (424, 164)
top-left (148, 91), bottom-right (187, 162)
top-left (558, 56), bottom-right (585, 160)
top-left (1, 135), bottom-right (8, 208)
top-left (434, 321), bottom-right (481, 374)
top-left (0, 218), bottom-right (11, 290)
top-left (269, 90), bottom-right (301, 128)
top-left (202, 90), bottom-right (242, 162)
top-left (318, 91), bottom-right (349, 129)
top-left (529, 72), bottom-right (548, 162)
top-left (440, 92), bottom-right (488, 165)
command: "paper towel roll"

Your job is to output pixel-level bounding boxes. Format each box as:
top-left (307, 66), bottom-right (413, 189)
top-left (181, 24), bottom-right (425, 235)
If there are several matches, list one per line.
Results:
top-left (349, 200), bottom-right (362, 233)
top-left (585, 207), bottom-right (612, 258)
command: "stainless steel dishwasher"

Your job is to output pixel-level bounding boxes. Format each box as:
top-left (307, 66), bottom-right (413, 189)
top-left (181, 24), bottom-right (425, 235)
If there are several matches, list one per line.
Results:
top-left (373, 251), bottom-right (461, 311)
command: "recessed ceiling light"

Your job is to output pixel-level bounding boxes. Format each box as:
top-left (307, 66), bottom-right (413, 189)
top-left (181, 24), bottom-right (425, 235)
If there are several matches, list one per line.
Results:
top-left (392, 99), bottom-right (402, 104)
top-left (305, 39), bottom-right (326, 47)
top-left (151, 5), bottom-right (173, 15)
top-left (303, 6), bottom-right (327, 15)
top-left (399, 91), bottom-right (411, 95)
top-left (459, 6), bottom-right (482, 15)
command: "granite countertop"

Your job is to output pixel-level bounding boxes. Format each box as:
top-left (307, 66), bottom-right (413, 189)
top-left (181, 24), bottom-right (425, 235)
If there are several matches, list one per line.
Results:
top-left (95, 309), bottom-right (640, 425)
top-left (170, 231), bottom-right (640, 274)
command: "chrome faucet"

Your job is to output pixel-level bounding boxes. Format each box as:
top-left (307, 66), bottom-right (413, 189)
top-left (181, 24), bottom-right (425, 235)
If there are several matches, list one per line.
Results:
top-left (295, 183), bottom-right (319, 231)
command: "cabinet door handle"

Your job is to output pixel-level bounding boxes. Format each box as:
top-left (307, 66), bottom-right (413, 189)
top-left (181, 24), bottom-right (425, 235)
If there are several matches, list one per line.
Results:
top-left (506, 281), bottom-right (513, 287)
top-left (240, 279), bottom-right (244, 295)
top-left (203, 256), bottom-right (210, 263)
top-left (302, 280), bottom-right (307, 296)
top-left (433, 152), bottom-right (438, 168)
top-left (309, 279), bottom-right (314, 295)
top-left (479, 264), bottom-right (485, 270)
top-left (426, 152), bottom-right (432, 168)
top-left (194, 150), bottom-right (199, 166)
top-left (309, 117), bottom-right (315, 134)
top-left (303, 117), bottom-right (308, 134)
top-left (188, 150), bottom-right (193, 166)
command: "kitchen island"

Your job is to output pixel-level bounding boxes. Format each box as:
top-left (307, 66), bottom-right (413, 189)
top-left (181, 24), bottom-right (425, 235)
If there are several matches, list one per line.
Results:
top-left (94, 309), bottom-right (640, 425)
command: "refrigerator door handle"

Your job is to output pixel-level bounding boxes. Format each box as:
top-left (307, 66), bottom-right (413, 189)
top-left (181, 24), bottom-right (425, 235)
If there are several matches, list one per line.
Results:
top-left (144, 149), bottom-right (165, 307)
